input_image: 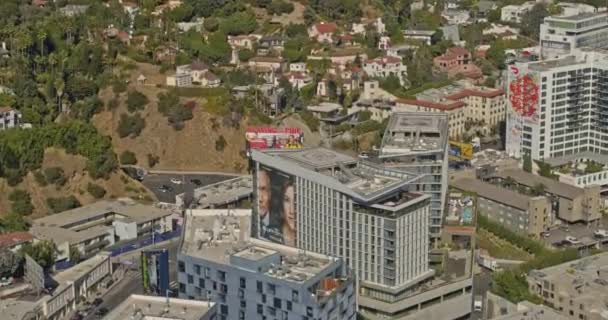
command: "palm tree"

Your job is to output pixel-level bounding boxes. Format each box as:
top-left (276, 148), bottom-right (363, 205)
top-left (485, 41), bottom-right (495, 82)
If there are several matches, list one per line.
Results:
top-left (37, 29), bottom-right (47, 56)
top-left (55, 78), bottom-right (64, 113)
top-left (48, 52), bottom-right (57, 74)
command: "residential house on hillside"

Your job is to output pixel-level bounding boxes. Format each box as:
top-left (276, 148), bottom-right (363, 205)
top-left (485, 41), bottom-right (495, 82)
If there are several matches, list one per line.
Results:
top-left (434, 47), bottom-right (482, 81)
top-left (258, 35), bottom-right (285, 55)
top-left (289, 62), bottom-right (307, 72)
top-left (0, 107), bottom-right (24, 130)
top-left (166, 60), bottom-right (220, 88)
top-left (363, 56), bottom-right (408, 86)
top-left (309, 22), bottom-right (339, 43)
top-left (434, 47), bottom-right (471, 71)
top-left (287, 72), bottom-right (313, 90)
top-left (403, 29), bottom-right (436, 45)
top-left (228, 35), bottom-right (257, 50)
top-left (231, 84), bottom-right (286, 116)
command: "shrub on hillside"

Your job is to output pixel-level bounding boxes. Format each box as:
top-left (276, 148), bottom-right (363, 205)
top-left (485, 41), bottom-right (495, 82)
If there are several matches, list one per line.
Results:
top-left (215, 135), bottom-right (227, 152)
top-left (120, 151), bottom-right (138, 165)
top-left (9, 190), bottom-right (34, 215)
top-left (117, 113), bottom-right (146, 138)
top-left (46, 196), bottom-right (81, 214)
top-left (147, 154), bottom-right (160, 168)
top-left (86, 183), bottom-right (106, 199)
top-left (44, 167), bottom-right (66, 186)
top-left (126, 90), bottom-right (149, 112)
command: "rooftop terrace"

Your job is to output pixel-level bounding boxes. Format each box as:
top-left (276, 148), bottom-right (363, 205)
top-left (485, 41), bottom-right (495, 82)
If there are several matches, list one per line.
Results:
top-left (102, 295), bottom-right (215, 320)
top-left (177, 176), bottom-right (253, 209)
top-left (180, 209), bottom-right (339, 284)
top-left (381, 112), bottom-right (448, 154)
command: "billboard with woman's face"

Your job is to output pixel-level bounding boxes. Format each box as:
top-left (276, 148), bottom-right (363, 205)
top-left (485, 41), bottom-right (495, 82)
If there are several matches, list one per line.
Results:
top-left (256, 166), bottom-right (296, 247)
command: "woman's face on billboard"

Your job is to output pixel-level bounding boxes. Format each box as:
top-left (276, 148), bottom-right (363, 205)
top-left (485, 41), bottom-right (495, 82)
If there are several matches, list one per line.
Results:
top-left (258, 170), bottom-right (271, 213)
top-left (283, 184), bottom-right (295, 230)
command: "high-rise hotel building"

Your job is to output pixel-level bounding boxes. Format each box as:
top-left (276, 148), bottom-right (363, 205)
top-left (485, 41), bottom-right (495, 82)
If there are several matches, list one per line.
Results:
top-left (506, 49), bottom-right (608, 161)
top-left (249, 113), bottom-right (469, 319)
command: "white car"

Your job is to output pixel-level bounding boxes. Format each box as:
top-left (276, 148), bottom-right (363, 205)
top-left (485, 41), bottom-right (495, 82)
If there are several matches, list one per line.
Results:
top-left (170, 178), bottom-right (183, 185)
top-left (594, 229), bottom-right (608, 238)
top-left (565, 236), bottom-right (580, 244)
top-left (0, 277), bottom-right (13, 287)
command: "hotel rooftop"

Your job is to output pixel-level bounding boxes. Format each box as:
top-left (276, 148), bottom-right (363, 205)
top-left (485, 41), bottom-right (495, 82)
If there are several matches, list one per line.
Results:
top-left (252, 147), bottom-right (427, 203)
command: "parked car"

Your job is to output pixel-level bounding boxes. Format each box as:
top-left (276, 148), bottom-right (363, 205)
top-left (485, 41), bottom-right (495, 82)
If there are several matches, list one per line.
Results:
top-left (190, 178), bottom-right (202, 186)
top-left (95, 307), bottom-right (108, 316)
top-left (541, 231), bottom-right (551, 238)
top-left (474, 295), bottom-right (483, 312)
top-left (594, 229), bottom-right (608, 238)
top-left (158, 185), bottom-right (173, 193)
top-left (92, 298), bottom-right (103, 306)
top-left (565, 236), bottom-right (581, 245)
top-left (70, 313), bottom-right (83, 320)
top-left (0, 277), bottom-right (13, 287)
top-left (170, 178), bottom-right (183, 184)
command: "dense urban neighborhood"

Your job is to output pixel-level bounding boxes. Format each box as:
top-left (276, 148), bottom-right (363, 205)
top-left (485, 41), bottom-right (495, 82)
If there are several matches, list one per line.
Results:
top-left (1, 0), bottom-right (608, 320)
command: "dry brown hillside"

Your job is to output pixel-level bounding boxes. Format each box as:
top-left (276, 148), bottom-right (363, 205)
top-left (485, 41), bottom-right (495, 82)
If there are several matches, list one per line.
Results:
top-left (0, 148), bottom-right (154, 217)
top-left (93, 62), bottom-right (319, 174)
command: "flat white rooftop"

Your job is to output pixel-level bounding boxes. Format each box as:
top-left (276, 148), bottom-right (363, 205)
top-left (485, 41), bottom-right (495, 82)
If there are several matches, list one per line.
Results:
top-left (102, 295), bottom-right (215, 320)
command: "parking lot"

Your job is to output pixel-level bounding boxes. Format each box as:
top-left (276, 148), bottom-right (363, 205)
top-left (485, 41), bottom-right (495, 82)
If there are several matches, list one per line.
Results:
top-left (141, 173), bottom-right (236, 203)
top-left (542, 221), bottom-right (608, 249)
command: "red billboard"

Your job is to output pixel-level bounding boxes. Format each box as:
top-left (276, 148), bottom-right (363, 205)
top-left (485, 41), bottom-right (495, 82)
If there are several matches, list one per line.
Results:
top-left (246, 127), bottom-right (304, 155)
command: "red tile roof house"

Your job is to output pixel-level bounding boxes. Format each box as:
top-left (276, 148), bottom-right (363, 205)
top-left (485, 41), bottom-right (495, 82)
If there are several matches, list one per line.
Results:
top-left (0, 231), bottom-right (33, 252)
top-left (433, 47), bottom-right (471, 71)
top-left (308, 22), bottom-right (339, 44)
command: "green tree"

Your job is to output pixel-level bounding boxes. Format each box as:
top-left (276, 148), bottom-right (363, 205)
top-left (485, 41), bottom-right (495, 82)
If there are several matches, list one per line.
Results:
top-left (203, 17), bottom-right (219, 32)
top-left (9, 190), bottom-right (34, 216)
top-left (120, 150), bottom-right (138, 165)
top-left (219, 11), bottom-right (258, 35)
top-left (531, 183), bottom-right (546, 196)
top-left (520, 4), bottom-right (549, 39)
top-left (21, 241), bottom-right (56, 270)
top-left (0, 213), bottom-right (28, 232)
top-left (238, 48), bottom-right (254, 62)
top-left (0, 249), bottom-right (21, 278)
top-left (126, 90), bottom-right (149, 113)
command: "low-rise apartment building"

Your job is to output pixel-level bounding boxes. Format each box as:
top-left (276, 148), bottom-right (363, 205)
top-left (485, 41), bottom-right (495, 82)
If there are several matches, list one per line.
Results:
top-left (31, 199), bottom-right (174, 263)
top-left (501, 2), bottom-right (536, 23)
top-left (177, 209), bottom-right (357, 320)
top-left (2, 252), bottom-right (112, 320)
top-left (452, 178), bottom-right (550, 237)
top-left (487, 168), bottom-right (601, 224)
top-left (527, 252), bottom-right (608, 320)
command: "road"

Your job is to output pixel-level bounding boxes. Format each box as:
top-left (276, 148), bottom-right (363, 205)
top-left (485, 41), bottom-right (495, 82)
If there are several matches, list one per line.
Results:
top-left (471, 270), bottom-right (492, 320)
top-left (142, 173), bottom-right (235, 203)
top-left (82, 240), bottom-right (180, 319)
